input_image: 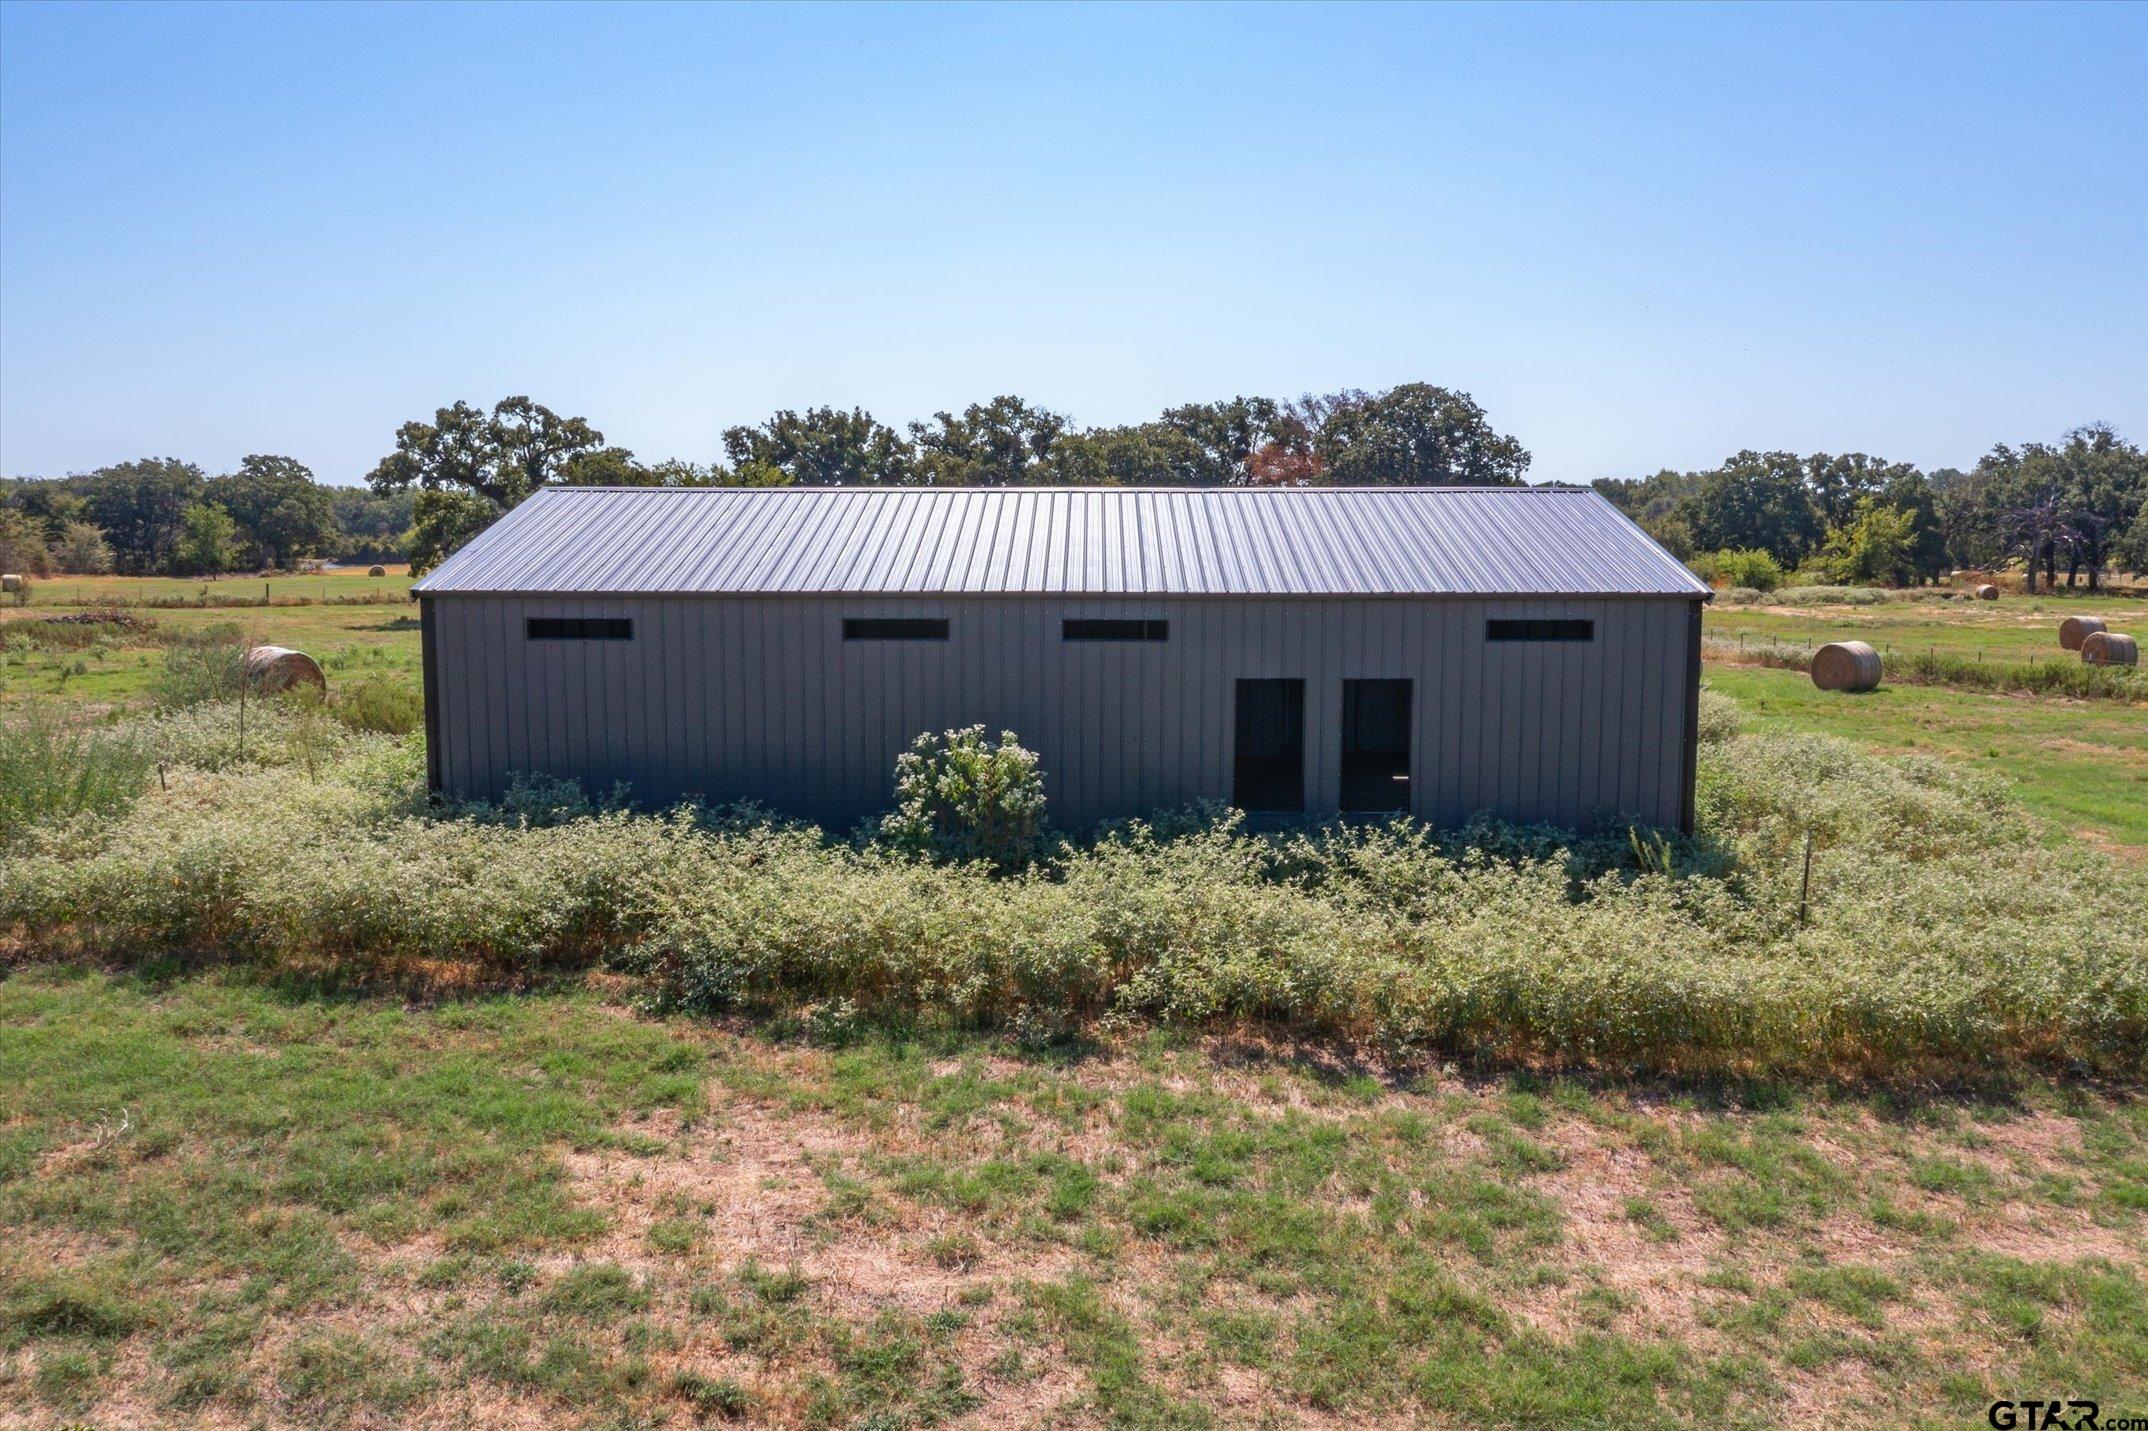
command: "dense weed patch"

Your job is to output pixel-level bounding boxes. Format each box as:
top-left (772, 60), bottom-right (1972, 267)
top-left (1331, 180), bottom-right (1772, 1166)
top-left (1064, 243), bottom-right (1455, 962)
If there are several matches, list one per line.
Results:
top-left (2, 686), bottom-right (2141, 1078)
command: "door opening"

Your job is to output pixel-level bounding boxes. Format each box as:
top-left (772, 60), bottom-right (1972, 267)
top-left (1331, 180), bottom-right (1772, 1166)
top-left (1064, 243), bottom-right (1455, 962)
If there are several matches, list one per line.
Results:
top-left (1341, 679), bottom-right (1411, 812)
top-left (1233, 679), bottom-right (1304, 812)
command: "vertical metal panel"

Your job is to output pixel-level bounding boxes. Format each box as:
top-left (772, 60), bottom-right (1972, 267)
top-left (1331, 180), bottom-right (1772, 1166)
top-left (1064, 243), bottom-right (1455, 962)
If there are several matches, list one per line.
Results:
top-left (422, 593), bottom-right (1702, 831)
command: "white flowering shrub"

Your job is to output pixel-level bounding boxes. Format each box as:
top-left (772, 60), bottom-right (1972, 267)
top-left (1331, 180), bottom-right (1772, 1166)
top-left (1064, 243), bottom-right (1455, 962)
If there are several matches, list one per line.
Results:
top-left (2, 698), bottom-right (2143, 1075)
top-left (875, 725), bottom-right (1048, 871)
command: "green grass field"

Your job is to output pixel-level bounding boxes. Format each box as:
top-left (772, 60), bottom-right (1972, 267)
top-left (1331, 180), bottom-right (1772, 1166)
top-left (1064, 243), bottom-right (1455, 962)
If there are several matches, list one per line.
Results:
top-left (4, 584), bottom-right (2143, 1425)
top-left (1703, 665), bottom-right (2148, 857)
top-left (16, 565), bottom-right (417, 608)
top-left (1698, 590), bottom-right (2146, 859)
top-left (4, 967), bottom-right (2142, 1427)
top-left (1705, 591), bottom-right (2148, 663)
top-left (2, 601), bottom-right (422, 708)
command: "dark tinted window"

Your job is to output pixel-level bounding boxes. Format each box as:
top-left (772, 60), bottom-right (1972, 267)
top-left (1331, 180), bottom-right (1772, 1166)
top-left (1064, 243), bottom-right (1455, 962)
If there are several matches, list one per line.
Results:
top-left (527, 617), bottom-right (633, 641)
top-left (1486, 618), bottom-right (1594, 643)
top-left (1063, 619), bottom-right (1168, 642)
top-left (842, 618), bottom-right (949, 641)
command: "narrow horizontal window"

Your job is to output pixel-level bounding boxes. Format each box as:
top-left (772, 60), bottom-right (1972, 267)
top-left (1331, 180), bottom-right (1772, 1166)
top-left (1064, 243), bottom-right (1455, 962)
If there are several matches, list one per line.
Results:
top-left (527, 617), bottom-right (633, 641)
top-left (1487, 618), bottom-right (1594, 643)
top-left (843, 617), bottom-right (949, 641)
top-left (1063, 619), bottom-right (1168, 642)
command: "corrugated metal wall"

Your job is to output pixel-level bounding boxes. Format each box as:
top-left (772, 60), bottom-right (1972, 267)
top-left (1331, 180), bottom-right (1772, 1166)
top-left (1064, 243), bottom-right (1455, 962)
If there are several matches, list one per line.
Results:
top-left (422, 594), bottom-right (1700, 831)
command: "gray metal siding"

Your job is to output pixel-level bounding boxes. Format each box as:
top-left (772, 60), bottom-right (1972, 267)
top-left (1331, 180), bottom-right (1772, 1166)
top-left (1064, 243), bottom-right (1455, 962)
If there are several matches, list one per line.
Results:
top-left (426, 594), bottom-right (1699, 832)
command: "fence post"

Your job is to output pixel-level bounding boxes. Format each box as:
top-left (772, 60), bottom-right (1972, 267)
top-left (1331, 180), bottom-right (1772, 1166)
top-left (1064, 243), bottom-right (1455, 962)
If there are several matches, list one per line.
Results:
top-left (1798, 830), bottom-right (1815, 926)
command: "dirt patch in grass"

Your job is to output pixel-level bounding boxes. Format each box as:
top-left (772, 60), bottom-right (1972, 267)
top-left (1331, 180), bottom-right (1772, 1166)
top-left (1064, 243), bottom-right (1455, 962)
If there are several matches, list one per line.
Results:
top-left (1520, 1132), bottom-right (1732, 1340)
top-left (559, 1096), bottom-right (1074, 1317)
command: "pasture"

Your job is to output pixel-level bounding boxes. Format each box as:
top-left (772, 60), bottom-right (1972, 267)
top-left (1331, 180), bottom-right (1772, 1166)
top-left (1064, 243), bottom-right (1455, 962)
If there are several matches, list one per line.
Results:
top-left (4, 967), bottom-right (2144, 1427)
top-left (1699, 593), bottom-right (2148, 857)
top-left (2, 582), bottom-right (2144, 1426)
top-left (1706, 590), bottom-right (2148, 663)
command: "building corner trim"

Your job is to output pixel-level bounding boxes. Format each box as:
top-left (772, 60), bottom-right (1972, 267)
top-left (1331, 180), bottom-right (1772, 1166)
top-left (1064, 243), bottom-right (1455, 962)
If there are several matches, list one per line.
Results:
top-left (419, 594), bottom-right (443, 798)
top-left (1679, 597), bottom-right (1702, 836)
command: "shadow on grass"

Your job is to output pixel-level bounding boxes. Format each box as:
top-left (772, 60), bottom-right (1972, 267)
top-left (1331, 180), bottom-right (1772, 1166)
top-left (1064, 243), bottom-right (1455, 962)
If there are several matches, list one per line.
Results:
top-left (6, 950), bottom-right (2137, 1114)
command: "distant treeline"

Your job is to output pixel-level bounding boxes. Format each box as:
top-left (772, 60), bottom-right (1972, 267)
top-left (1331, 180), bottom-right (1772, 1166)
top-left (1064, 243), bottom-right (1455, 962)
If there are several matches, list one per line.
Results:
top-left (5, 385), bottom-right (2142, 587)
top-left (0, 458), bottom-right (413, 579)
top-left (1592, 426), bottom-right (2148, 592)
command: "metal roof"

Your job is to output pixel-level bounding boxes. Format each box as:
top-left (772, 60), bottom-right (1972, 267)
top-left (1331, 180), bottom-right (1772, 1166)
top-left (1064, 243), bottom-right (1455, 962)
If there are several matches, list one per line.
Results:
top-left (412, 485), bottom-right (1710, 598)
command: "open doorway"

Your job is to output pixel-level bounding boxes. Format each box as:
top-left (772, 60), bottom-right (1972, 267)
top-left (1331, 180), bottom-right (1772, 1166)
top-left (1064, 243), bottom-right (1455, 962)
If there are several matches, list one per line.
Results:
top-left (1233, 678), bottom-right (1304, 812)
top-left (1341, 679), bottom-right (1411, 812)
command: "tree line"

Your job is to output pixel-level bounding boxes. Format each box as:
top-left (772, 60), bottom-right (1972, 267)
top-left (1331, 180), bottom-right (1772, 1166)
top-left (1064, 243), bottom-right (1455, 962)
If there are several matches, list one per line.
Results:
top-left (0, 457), bottom-right (411, 578)
top-left (1592, 424), bottom-right (2148, 592)
top-left (4, 382), bottom-right (2141, 588)
top-left (363, 384), bottom-right (1530, 570)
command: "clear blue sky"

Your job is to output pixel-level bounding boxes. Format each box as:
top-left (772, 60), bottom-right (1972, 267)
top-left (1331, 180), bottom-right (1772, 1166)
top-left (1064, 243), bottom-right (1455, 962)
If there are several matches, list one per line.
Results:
top-left (3, 1), bottom-right (2144, 487)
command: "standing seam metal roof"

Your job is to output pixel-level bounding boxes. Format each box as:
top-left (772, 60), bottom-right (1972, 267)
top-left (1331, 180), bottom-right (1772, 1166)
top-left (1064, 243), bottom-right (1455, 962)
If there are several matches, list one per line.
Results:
top-left (411, 486), bottom-right (1711, 598)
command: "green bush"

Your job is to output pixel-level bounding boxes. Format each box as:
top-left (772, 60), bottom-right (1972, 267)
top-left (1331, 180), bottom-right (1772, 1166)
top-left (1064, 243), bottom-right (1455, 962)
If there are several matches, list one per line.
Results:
top-left (152, 625), bottom-right (248, 708)
top-left (333, 678), bottom-right (424, 736)
top-left (1693, 549), bottom-right (1784, 592)
top-left (1695, 687), bottom-right (1743, 746)
top-left (874, 725), bottom-right (1048, 871)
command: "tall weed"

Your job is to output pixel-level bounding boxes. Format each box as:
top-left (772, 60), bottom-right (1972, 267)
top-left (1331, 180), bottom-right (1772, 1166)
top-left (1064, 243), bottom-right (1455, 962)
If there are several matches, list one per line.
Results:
top-left (0, 705), bottom-right (154, 843)
top-left (1, 707), bottom-right (2141, 1077)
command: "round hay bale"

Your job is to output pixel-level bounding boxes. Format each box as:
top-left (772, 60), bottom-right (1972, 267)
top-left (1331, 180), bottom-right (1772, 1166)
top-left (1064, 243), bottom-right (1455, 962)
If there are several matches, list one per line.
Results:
top-left (2081, 632), bottom-right (2139, 667)
top-left (367, 564), bottom-right (386, 578)
top-left (244, 645), bottom-right (326, 693)
top-left (1811, 640), bottom-right (1882, 692)
top-left (2059, 615), bottom-right (2107, 651)
top-left (0, 573), bottom-right (22, 592)
top-left (1975, 584), bottom-right (1999, 600)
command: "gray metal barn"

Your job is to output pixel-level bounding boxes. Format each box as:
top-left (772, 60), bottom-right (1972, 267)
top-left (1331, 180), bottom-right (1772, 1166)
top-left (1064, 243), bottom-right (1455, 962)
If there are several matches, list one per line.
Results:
top-left (413, 486), bottom-right (1710, 832)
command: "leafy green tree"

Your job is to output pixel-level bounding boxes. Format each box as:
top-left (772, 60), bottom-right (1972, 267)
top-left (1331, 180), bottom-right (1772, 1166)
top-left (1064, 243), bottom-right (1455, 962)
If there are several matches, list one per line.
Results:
top-left (1930, 466), bottom-right (2003, 571)
top-left (368, 397), bottom-right (611, 571)
top-left (1677, 452), bottom-right (1824, 567)
top-left (910, 397), bottom-right (1068, 486)
top-left (555, 446), bottom-right (648, 486)
top-left (1817, 499), bottom-right (1920, 586)
top-left (1971, 426), bottom-right (2144, 591)
top-left (52, 521), bottom-right (114, 574)
top-left (2049, 423), bottom-right (2144, 590)
top-left (171, 502), bottom-right (240, 576)
top-left (639, 458), bottom-right (721, 487)
top-left (329, 488), bottom-right (416, 564)
top-left (2115, 503), bottom-right (2148, 578)
top-left (207, 455), bottom-right (336, 569)
top-left (1309, 384), bottom-right (1530, 486)
top-left (404, 490), bottom-right (501, 576)
top-left (369, 397), bottom-right (608, 508)
top-left (1157, 397), bottom-right (1311, 485)
top-left (3, 479), bottom-right (90, 545)
top-left (1877, 469), bottom-right (1949, 581)
top-left (1594, 469), bottom-right (1704, 558)
top-left (721, 407), bottom-right (914, 486)
top-left (82, 458), bottom-right (207, 574)
top-left (1803, 453), bottom-right (1918, 530)
top-left (0, 507), bottom-right (47, 576)
top-left (1046, 423), bottom-right (1211, 486)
